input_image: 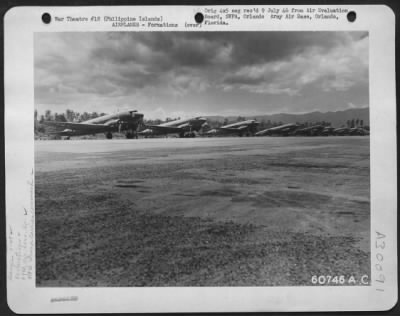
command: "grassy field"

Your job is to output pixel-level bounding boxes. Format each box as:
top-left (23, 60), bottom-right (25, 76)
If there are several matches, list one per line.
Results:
top-left (35, 137), bottom-right (370, 286)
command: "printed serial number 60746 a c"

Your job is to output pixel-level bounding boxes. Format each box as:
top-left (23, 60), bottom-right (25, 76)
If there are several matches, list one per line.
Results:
top-left (311, 275), bottom-right (369, 285)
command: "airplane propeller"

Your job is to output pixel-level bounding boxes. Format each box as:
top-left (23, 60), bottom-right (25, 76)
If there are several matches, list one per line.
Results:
top-left (138, 120), bottom-right (145, 130)
top-left (117, 109), bottom-right (121, 134)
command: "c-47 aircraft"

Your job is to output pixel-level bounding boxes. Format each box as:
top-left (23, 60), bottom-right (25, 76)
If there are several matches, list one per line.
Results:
top-left (43, 110), bottom-right (144, 139)
top-left (320, 126), bottom-right (336, 136)
top-left (293, 125), bottom-right (325, 136)
top-left (333, 127), bottom-right (350, 136)
top-left (207, 119), bottom-right (259, 137)
top-left (255, 123), bottom-right (298, 136)
top-left (139, 117), bottom-right (207, 138)
top-left (349, 127), bottom-right (370, 136)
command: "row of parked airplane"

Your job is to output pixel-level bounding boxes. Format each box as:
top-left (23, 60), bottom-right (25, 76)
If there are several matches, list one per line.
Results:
top-left (252, 123), bottom-right (370, 137)
top-left (43, 109), bottom-right (369, 139)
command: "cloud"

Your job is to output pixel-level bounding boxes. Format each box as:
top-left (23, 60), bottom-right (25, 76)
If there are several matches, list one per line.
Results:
top-left (34, 31), bottom-right (369, 118)
top-left (221, 33), bottom-right (368, 96)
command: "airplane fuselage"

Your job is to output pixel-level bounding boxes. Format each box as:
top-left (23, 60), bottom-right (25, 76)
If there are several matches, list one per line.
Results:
top-left (84, 110), bottom-right (143, 126)
top-left (158, 117), bottom-right (207, 131)
top-left (47, 110), bottom-right (144, 139)
top-left (211, 120), bottom-right (259, 137)
top-left (140, 117), bottom-right (207, 137)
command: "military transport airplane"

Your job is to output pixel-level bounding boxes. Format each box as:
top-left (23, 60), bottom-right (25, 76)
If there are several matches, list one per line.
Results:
top-left (138, 117), bottom-right (207, 138)
top-left (43, 110), bottom-right (144, 139)
top-left (294, 125), bottom-right (325, 136)
top-left (320, 126), bottom-right (336, 136)
top-left (333, 127), bottom-right (350, 136)
top-left (349, 127), bottom-right (370, 136)
top-left (255, 123), bottom-right (298, 136)
top-left (207, 119), bottom-right (259, 137)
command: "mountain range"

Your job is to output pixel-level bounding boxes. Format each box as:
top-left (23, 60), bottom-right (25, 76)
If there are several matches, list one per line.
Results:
top-left (206, 107), bottom-right (369, 128)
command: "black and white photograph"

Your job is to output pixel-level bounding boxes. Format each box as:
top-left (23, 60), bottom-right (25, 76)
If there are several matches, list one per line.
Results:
top-left (34, 31), bottom-right (371, 287)
top-left (4, 5), bottom-right (396, 313)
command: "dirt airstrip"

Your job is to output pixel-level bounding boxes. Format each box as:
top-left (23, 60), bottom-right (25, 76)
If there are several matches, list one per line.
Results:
top-left (35, 137), bottom-right (370, 286)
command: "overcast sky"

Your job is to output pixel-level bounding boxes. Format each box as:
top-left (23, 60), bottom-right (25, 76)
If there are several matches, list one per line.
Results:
top-left (35, 31), bottom-right (368, 119)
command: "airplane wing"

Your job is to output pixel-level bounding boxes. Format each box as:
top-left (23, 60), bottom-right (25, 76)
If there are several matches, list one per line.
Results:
top-left (221, 125), bottom-right (249, 132)
top-left (144, 125), bottom-right (183, 134)
top-left (42, 121), bottom-right (113, 133)
top-left (255, 129), bottom-right (269, 136)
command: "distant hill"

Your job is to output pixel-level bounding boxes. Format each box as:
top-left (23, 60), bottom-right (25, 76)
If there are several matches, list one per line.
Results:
top-left (206, 107), bottom-right (369, 128)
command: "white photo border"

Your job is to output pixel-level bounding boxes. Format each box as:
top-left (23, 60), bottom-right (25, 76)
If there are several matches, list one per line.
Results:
top-left (4, 5), bottom-right (397, 313)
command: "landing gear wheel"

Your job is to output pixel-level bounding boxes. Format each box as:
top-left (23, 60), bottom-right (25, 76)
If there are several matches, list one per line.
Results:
top-left (106, 132), bottom-right (113, 139)
top-left (126, 132), bottom-right (134, 139)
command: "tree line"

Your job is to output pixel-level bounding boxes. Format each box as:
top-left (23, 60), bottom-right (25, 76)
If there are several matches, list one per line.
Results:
top-left (35, 109), bottom-right (107, 123)
top-left (346, 119), bottom-right (364, 128)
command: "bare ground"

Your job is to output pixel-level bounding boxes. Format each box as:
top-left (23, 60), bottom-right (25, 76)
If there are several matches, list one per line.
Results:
top-left (35, 137), bottom-right (370, 286)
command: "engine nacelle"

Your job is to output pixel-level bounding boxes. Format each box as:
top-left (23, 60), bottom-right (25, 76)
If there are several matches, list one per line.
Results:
top-left (139, 128), bottom-right (153, 135)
